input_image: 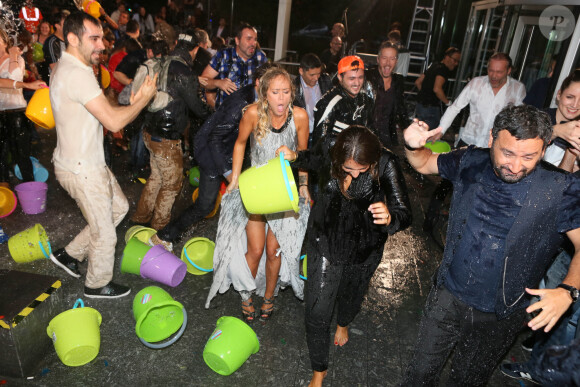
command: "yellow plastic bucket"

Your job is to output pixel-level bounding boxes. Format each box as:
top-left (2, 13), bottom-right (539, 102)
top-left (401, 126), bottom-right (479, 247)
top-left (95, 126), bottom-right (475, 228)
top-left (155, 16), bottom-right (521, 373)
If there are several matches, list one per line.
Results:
top-left (181, 237), bottom-right (215, 275)
top-left (8, 223), bottom-right (51, 263)
top-left (191, 188), bottom-right (222, 218)
top-left (101, 66), bottom-right (110, 88)
top-left (239, 153), bottom-right (299, 214)
top-left (82, 0), bottom-right (101, 18)
top-left (47, 299), bottom-right (102, 367)
top-left (203, 316), bottom-right (260, 375)
top-left (0, 186), bottom-right (17, 218)
top-left (124, 225), bottom-right (156, 244)
top-left (25, 88), bottom-right (54, 129)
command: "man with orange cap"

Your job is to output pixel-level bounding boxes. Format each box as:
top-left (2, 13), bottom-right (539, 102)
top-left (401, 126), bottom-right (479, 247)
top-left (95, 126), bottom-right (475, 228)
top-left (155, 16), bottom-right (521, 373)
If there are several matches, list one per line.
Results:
top-left (311, 55), bottom-right (374, 150)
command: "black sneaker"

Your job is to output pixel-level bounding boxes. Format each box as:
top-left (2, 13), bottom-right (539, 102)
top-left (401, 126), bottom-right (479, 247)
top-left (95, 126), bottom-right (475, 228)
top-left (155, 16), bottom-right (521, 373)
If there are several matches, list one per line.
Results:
top-left (521, 334), bottom-right (536, 352)
top-left (49, 248), bottom-right (81, 278)
top-left (84, 282), bottom-right (131, 299)
top-left (499, 362), bottom-right (541, 385)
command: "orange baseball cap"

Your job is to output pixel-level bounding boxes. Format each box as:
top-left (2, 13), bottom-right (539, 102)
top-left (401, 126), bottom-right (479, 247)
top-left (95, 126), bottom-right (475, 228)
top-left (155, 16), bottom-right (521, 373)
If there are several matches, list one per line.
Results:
top-left (337, 55), bottom-right (365, 74)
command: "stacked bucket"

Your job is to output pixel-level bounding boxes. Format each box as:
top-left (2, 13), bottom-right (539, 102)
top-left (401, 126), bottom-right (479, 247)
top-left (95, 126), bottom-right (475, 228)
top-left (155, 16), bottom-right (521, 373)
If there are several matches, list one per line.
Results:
top-left (121, 226), bottom-right (187, 287)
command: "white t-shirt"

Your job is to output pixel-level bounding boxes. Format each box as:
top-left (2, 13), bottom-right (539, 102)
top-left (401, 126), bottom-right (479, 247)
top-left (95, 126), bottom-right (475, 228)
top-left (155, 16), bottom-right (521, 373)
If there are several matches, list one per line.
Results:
top-left (50, 51), bottom-right (104, 173)
top-left (0, 56), bottom-right (26, 110)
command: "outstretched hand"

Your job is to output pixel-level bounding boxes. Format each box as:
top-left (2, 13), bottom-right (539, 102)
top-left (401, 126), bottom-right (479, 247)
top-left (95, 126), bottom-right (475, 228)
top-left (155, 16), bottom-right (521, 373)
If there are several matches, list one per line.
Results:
top-left (404, 119), bottom-right (443, 149)
top-left (131, 73), bottom-right (158, 105)
top-left (275, 145), bottom-right (297, 161)
top-left (525, 287), bottom-right (573, 332)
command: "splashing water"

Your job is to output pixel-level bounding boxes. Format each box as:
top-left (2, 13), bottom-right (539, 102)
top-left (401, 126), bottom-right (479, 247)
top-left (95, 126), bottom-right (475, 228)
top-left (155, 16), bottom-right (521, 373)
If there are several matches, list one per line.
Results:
top-left (0, 1), bottom-right (23, 46)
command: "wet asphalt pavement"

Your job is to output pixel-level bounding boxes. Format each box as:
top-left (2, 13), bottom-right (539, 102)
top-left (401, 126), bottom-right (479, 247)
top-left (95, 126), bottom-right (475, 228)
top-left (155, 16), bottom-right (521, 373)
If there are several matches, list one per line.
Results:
top-left (0, 127), bottom-right (531, 386)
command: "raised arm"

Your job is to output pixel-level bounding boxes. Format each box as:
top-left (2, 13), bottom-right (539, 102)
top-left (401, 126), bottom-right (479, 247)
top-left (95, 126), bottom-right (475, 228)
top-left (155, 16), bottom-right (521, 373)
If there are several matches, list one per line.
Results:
top-left (403, 120), bottom-right (442, 175)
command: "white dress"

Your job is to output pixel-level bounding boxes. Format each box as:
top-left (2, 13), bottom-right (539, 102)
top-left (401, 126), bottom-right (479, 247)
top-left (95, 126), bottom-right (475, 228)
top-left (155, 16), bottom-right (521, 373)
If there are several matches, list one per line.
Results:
top-left (205, 111), bottom-right (310, 307)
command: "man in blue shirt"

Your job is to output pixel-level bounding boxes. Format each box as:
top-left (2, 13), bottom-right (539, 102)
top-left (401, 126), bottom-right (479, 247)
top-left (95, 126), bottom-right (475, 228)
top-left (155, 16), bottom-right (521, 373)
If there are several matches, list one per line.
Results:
top-left (201, 22), bottom-right (267, 109)
top-left (401, 104), bottom-right (580, 386)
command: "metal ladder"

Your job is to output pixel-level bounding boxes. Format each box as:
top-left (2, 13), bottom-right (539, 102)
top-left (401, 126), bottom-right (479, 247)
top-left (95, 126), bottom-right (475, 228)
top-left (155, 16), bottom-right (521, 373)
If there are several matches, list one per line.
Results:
top-left (405, 0), bottom-right (436, 93)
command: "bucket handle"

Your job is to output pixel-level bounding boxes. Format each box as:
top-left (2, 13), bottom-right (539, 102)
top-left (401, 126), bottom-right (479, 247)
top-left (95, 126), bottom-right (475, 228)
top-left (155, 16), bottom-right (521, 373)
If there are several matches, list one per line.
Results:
top-left (73, 298), bottom-right (84, 309)
top-left (279, 152), bottom-right (294, 202)
top-left (184, 248), bottom-right (213, 273)
top-left (139, 307), bottom-right (187, 349)
top-left (38, 240), bottom-right (52, 259)
top-left (300, 254), bottom-right (307, 280)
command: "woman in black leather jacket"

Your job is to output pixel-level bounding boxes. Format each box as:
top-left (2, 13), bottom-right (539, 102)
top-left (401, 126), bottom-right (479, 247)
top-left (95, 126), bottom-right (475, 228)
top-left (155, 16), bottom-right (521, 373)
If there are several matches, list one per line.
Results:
top-left (276, 125), bottom-right (411, 387)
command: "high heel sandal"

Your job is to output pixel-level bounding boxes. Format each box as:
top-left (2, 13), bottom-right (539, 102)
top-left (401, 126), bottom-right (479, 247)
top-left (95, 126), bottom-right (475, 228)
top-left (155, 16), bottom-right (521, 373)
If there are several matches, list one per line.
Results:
top-left (241, 299), bottom-right (256, 323)
top-left (260, 297), bottom-right (274, 321)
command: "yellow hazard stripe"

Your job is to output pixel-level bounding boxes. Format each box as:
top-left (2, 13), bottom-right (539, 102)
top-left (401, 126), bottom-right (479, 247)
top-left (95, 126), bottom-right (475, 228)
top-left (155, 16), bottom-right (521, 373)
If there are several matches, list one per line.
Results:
top-left (2, 280), bottom-right (61, 329)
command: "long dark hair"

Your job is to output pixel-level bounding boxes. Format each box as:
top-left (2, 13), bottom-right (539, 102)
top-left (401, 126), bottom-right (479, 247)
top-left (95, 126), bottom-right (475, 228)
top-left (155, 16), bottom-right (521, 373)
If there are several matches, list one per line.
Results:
top-left (331, 125), bottom-right (381, 197)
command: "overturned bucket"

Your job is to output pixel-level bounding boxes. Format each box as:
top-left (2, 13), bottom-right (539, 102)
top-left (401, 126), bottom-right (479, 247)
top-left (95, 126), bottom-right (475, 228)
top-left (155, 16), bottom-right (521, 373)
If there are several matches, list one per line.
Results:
top-left (121, 238), bottom-right (151, 275)
top-left (133, 286), bottom-right (187, 349)
top-left (47, 299), bottom-right (102, 366)
top-left (124, 225), bottom-right (156, 244)
top-left (141, 245), bottom-right (187, 287)
top-left (15, 156), bottom-right (49, 183)
top-left (239, 152), bottom-right (299, 215)
top-left (181, 237), bottom-right (215, 275)
top-left (25, 87), bottom-right (54, 129)
top-left (203, 316), bottom-right (260, 375)
top-left (8, 223), bottom-right (51, 263)
top-left (0, 186), bottom-right (17, 218)
top-left (15, 181), bottom-right (48, 214)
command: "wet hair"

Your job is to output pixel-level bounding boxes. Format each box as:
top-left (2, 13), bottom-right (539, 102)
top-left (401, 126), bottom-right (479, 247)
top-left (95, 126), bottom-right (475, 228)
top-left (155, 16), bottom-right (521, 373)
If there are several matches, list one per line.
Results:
top-left (444, 47), bottom-right (460, 58)
top-left (235, 22), bottom-right (256, 40)
top-left (489, 52), bottom-right (512, 69)
top-left (255, 67), bottom-right (294, 143)
top-left (252, 62), bottom-right (277, 85)
top-left (174, 29), bottom-right (200, 51)
top-left (142, 33), bottom-right (169, 57)
top-left (491, 104), bottom-right (553, 148)
top-left (63, 12), bottom-right (99, 47)
top-left (331, 125), bottom-right (381, 197)
top-left (299, 53), bottom-right (322, 71)
top-left (126, 20), bottom-right (140, 34)
top-left (378, 41), bottom-right (399, 57)
top-left (0, 29), bottom-right (11, 53)
top-left (559, 69), bottom-right (580, 94)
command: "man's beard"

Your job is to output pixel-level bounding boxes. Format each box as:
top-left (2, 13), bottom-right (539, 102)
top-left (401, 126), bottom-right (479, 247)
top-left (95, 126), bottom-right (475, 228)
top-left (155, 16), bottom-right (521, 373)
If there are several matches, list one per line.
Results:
top-left (492, 162), bottom-right (534, 183)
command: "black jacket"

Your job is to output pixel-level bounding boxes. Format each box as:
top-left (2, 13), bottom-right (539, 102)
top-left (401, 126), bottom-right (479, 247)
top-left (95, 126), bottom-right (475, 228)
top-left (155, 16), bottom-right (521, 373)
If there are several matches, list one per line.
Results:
top-left (194, 84), bottom-right (256, 178)
top-left (311, 85), bottom-right (374, 149)
top-left (145, 50), bottom-right (212, 140)
top-left (364, 69), bottom-right (410, 146)
top-left (292, 73), bottom-right (332, 109)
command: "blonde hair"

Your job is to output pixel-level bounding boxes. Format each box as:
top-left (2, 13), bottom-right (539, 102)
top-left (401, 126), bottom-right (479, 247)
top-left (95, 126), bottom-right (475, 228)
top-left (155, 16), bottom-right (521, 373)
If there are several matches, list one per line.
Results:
top-left (0, 29), bottom-right (12, 53)
top-left (255, 67), bottom-right (295, 143)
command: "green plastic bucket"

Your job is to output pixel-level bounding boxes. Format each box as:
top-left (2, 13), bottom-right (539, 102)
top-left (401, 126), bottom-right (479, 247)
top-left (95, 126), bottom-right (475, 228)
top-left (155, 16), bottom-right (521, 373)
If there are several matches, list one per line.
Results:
top-left (189, 166), bottom-right (200, 187)
top-left (181, 237), bottom-right (215, 275)
top-left (203, 316), bottom-right (260, 375)
top-left (124, 225), bottom-right (156, 244)
top-left (424, 140), bottom-right (451, 154)
top-left (47, 299), bottom-right (102, 366)
top-left (121, 238), bottom-right (152, 275)
top-left (239, 153), bottom-right (299, 214)
top-left (8, 223), bottom-right (51, 263)
top-left (133, 286), bottom-right (187, 349)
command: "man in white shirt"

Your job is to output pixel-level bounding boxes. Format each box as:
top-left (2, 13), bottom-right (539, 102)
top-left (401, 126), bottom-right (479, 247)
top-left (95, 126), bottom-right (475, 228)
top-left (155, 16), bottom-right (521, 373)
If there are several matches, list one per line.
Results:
top-left (433, 53), bottom-right (526, 148)
top-left (49, 12), bottom-right (157, 299)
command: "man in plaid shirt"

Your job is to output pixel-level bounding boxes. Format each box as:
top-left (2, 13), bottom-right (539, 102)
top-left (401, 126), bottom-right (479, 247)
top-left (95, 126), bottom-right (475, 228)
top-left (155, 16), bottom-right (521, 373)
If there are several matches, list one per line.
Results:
top-left (201, 22), bottom-right (267, 108)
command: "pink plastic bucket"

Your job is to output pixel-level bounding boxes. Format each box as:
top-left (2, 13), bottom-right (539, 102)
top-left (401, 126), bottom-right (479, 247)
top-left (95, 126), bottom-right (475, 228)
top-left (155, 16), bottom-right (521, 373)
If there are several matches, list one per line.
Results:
top-left (15, 181), bottom-right (48, 214)
top-left (140, 245), bottom-right (187, 287)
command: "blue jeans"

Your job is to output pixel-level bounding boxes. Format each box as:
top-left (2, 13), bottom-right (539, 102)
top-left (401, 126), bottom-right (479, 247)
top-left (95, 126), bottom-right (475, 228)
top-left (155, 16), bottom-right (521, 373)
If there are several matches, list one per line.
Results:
top-left (157, 171), bottom-right (222, 242)
top-left (414, 102), bottom-right (442, 130)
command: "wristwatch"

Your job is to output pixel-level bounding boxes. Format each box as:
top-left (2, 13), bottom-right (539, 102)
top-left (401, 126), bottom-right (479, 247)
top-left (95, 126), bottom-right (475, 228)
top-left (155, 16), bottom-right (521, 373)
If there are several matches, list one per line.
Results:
top-left (557, 283), bottom-right (579, 302)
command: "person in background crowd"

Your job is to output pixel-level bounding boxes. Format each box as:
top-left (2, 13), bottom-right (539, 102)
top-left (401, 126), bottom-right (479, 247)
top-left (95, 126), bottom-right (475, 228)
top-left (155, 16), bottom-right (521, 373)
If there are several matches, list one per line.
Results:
top-left (320, 36), bottom-right (342, 76)
top-left (201, 22), bottom-right (267, 108)
top-left (133, 6), bottom-right (155, 36)
top-left (365, 41), bottom-right (410, 146)
top-left (19, 0), bottom-right (43, 35)
top-left (154, 11), bottom-right (177, 51)
top-left (43, 11), bottom-right (66, 82)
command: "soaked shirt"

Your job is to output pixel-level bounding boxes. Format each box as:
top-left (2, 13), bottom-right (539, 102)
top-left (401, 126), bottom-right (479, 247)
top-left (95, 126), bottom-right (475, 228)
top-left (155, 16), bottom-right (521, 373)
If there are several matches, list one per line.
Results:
top-left (0, 56), bottom-right (26, 110)
top-left (438, 148), bottom-right (580, 313)
top-left (439, 76), bottom-right (526, 147)
top-left (441, 148), bottom-right (531, 312)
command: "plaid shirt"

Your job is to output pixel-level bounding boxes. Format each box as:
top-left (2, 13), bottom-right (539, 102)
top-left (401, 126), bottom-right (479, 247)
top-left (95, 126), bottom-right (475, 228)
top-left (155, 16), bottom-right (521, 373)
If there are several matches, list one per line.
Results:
top-left (209, 46), bottom-right (267, 108)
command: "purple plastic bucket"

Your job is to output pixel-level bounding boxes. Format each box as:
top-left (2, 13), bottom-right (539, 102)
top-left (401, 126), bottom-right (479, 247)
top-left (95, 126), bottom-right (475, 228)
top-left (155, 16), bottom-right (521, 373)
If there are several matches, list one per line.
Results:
top-left (15, 182), bottom-right (48, 215)
top-left (140, 245), bottom-right (187, 287)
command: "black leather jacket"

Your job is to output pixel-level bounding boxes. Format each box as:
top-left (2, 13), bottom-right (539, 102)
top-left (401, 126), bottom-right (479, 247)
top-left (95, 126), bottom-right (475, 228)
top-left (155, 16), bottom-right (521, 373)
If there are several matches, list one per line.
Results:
top-left (292, 73), bottom-right (333, 109)
top-left (145, 49), bottom-right (212, 140)
top-left (364, 69), bottom-right (411, 146)
top-left (311, 85), bottom-right (374, 149)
